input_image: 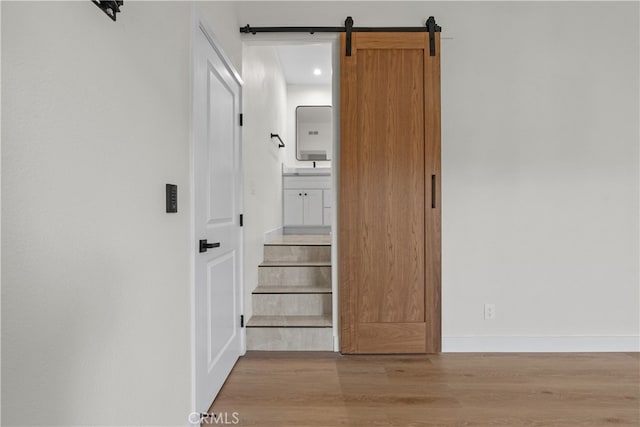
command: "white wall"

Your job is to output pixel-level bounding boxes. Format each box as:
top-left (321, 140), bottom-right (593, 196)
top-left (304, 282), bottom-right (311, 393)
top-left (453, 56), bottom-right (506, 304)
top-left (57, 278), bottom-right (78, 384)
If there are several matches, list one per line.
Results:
top-left (194, 2), bottom-right (243, 73)
top-left (1, 1), bottom-right (243, 425)
top-left (238, 1), bottom-right (640, 348)
top-left (2, 4), bottom-right (638, 426)
top-left (438, 2), bottom-right (639, 342)
top-left (285, 85), bottom-right (332, 168)
top-left (241, 46), bottom-right (288, 316)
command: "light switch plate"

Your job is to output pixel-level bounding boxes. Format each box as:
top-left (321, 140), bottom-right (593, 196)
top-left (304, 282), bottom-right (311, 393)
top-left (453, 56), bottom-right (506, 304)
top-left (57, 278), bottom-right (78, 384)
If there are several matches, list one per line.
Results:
top-left (166, 184), bottom-right (177, 213)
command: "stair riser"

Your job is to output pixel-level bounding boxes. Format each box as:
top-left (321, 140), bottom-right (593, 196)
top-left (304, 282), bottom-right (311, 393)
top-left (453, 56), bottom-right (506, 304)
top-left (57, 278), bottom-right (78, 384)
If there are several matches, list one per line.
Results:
top-left (264, 245), bottom-right (331, 263)
top-left (258, 266), bottom-right (331, 287)
top-left (252, 294), bottom-right (332, 316)
top-left (247, 327), bottom-right (333, 351)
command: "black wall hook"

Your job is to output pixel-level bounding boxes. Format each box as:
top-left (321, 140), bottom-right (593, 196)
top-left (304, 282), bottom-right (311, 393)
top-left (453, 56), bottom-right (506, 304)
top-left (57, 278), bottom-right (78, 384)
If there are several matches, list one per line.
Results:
top-left (270, 133), bottom-right (285, 148)
top-left (92, 0), bottom-right (123, 22)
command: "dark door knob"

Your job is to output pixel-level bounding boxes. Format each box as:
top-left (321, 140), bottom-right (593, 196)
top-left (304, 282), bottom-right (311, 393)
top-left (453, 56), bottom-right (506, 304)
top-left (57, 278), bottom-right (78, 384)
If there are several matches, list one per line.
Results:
top-left (199, 239), bottom-right (220, 253)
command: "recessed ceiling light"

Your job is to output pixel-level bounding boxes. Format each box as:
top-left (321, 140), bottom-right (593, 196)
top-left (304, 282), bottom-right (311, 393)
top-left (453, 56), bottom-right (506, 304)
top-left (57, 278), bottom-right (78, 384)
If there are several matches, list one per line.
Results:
top-left (313, 68), bottom-right (322, 76)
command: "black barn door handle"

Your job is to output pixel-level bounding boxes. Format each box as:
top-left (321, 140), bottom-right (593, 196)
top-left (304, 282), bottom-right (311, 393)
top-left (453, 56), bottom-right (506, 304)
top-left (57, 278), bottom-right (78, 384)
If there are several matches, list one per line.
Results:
top-left (431, 175), bottom-right (437, 209)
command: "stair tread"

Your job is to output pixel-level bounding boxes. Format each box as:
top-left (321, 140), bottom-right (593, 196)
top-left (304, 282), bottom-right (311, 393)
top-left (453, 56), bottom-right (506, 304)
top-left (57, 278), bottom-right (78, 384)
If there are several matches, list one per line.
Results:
top-left (259, 261), bottom-right (331, 267)
top-left (264, 235), bottom-right (331, 246)
top-left (254, 285), bottom-right (332, 294)
top-left (247, 315), bottom-right (332, 328)
top-left (264, 242), bottom-right (331, 247)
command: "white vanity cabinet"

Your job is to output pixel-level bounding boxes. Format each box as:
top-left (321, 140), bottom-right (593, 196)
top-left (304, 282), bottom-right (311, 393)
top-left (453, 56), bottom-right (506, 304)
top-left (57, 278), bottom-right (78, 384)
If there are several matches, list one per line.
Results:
top-left (283, 173), bottom-right (331, 232)
top-left (284, 189), bottom-right (323, 225)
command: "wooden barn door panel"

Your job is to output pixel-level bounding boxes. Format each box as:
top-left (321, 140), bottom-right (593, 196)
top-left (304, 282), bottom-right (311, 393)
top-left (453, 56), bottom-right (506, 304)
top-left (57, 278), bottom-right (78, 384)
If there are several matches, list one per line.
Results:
top-left (340, 32), bottom-right (441, 354)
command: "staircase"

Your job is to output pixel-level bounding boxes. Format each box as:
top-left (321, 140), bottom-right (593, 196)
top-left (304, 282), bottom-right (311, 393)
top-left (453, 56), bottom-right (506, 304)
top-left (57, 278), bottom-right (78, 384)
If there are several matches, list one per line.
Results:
top-left (246, 237), bottom-right (333, 351)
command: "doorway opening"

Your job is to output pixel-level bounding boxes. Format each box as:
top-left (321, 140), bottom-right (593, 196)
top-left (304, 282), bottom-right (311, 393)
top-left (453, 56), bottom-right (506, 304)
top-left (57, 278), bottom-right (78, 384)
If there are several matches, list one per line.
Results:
top-left (240, 37), bottom-right (340, 352)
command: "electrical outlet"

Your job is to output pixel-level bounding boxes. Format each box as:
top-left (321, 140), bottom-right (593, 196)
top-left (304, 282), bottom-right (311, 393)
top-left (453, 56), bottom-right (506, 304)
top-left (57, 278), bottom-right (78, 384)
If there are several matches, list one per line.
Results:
top-left (484, 304), bottom-right (496, 320)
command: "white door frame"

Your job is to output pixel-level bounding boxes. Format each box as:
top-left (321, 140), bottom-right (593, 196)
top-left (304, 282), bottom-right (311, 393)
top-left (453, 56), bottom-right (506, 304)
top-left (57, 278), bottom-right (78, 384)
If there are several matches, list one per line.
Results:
top-left (190, 10), bottom-right (245, 425)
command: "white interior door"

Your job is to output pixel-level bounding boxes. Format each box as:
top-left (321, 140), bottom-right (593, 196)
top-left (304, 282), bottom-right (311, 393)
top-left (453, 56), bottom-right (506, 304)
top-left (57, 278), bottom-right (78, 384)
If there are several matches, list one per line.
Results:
top-left (193, 23), bottom-right (243, 414)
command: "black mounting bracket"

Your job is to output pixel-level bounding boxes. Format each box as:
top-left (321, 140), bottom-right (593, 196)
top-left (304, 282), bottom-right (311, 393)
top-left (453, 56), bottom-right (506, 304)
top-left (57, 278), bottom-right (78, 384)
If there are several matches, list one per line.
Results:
top-left (92, 0), bottom-right (123, 22)
top-left (345, 16), bottom-right (354, 57)
top-left (240, 16), bottom-right (442, 57)
top-left (426, 16), bottom-right (441, 57)
top-left (270, 133), bottom-right (285, 148)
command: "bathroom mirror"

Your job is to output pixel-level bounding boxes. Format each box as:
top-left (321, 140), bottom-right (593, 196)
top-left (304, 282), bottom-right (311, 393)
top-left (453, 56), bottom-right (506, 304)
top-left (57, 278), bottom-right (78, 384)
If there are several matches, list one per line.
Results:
top-left (296, 106), bottom-right (333, 161)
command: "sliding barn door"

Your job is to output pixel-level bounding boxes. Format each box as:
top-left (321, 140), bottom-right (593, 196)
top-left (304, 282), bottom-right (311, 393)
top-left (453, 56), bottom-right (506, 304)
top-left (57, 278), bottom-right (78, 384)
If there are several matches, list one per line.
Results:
top-left (339, 32), bottom-right (441, 354)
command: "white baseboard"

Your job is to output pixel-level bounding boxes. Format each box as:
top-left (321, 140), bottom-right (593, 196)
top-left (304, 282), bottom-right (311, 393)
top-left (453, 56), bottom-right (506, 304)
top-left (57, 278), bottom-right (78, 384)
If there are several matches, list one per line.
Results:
top-left (442, 336), bottom-right (640, 352)
top-left (263, 226), bottom-right (283, 242)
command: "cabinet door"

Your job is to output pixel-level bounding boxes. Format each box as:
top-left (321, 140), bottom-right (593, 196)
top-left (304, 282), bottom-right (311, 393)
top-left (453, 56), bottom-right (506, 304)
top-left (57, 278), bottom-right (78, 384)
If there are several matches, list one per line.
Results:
top-left (303, 190), bottom-right (324, 225)
top-left (323, 189), bottom-right (332, 208)
top-left (323, 207), bottom-right (332, 226)
top-left (284, 190), bottom-right (304, 225)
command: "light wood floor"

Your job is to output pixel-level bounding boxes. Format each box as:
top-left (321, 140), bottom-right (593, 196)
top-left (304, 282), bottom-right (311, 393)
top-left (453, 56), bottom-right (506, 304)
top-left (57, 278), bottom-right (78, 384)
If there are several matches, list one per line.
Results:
top-left (208, 352), bottom-right (639, 426)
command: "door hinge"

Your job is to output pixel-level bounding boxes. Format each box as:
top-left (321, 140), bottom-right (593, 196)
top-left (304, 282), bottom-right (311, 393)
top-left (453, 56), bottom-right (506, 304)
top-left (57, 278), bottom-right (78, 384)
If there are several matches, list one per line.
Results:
top-left (239, 214), bottom-right (244, 227)
top-left (240, 315), bottom-right (245, 327)
top-left (239, 113), bottom-right (243, 126)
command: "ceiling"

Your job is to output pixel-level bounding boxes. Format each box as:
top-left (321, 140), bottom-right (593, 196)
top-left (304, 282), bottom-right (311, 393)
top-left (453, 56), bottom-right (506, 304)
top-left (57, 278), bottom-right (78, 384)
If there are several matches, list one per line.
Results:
top-left (275, 44), bottom-right (332, 86)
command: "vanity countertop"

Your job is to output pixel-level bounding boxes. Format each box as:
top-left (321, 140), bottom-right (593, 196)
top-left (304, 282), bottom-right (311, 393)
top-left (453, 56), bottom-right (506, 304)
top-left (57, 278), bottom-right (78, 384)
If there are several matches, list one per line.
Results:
top-left (282, 167), bottom-right (331, 176)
